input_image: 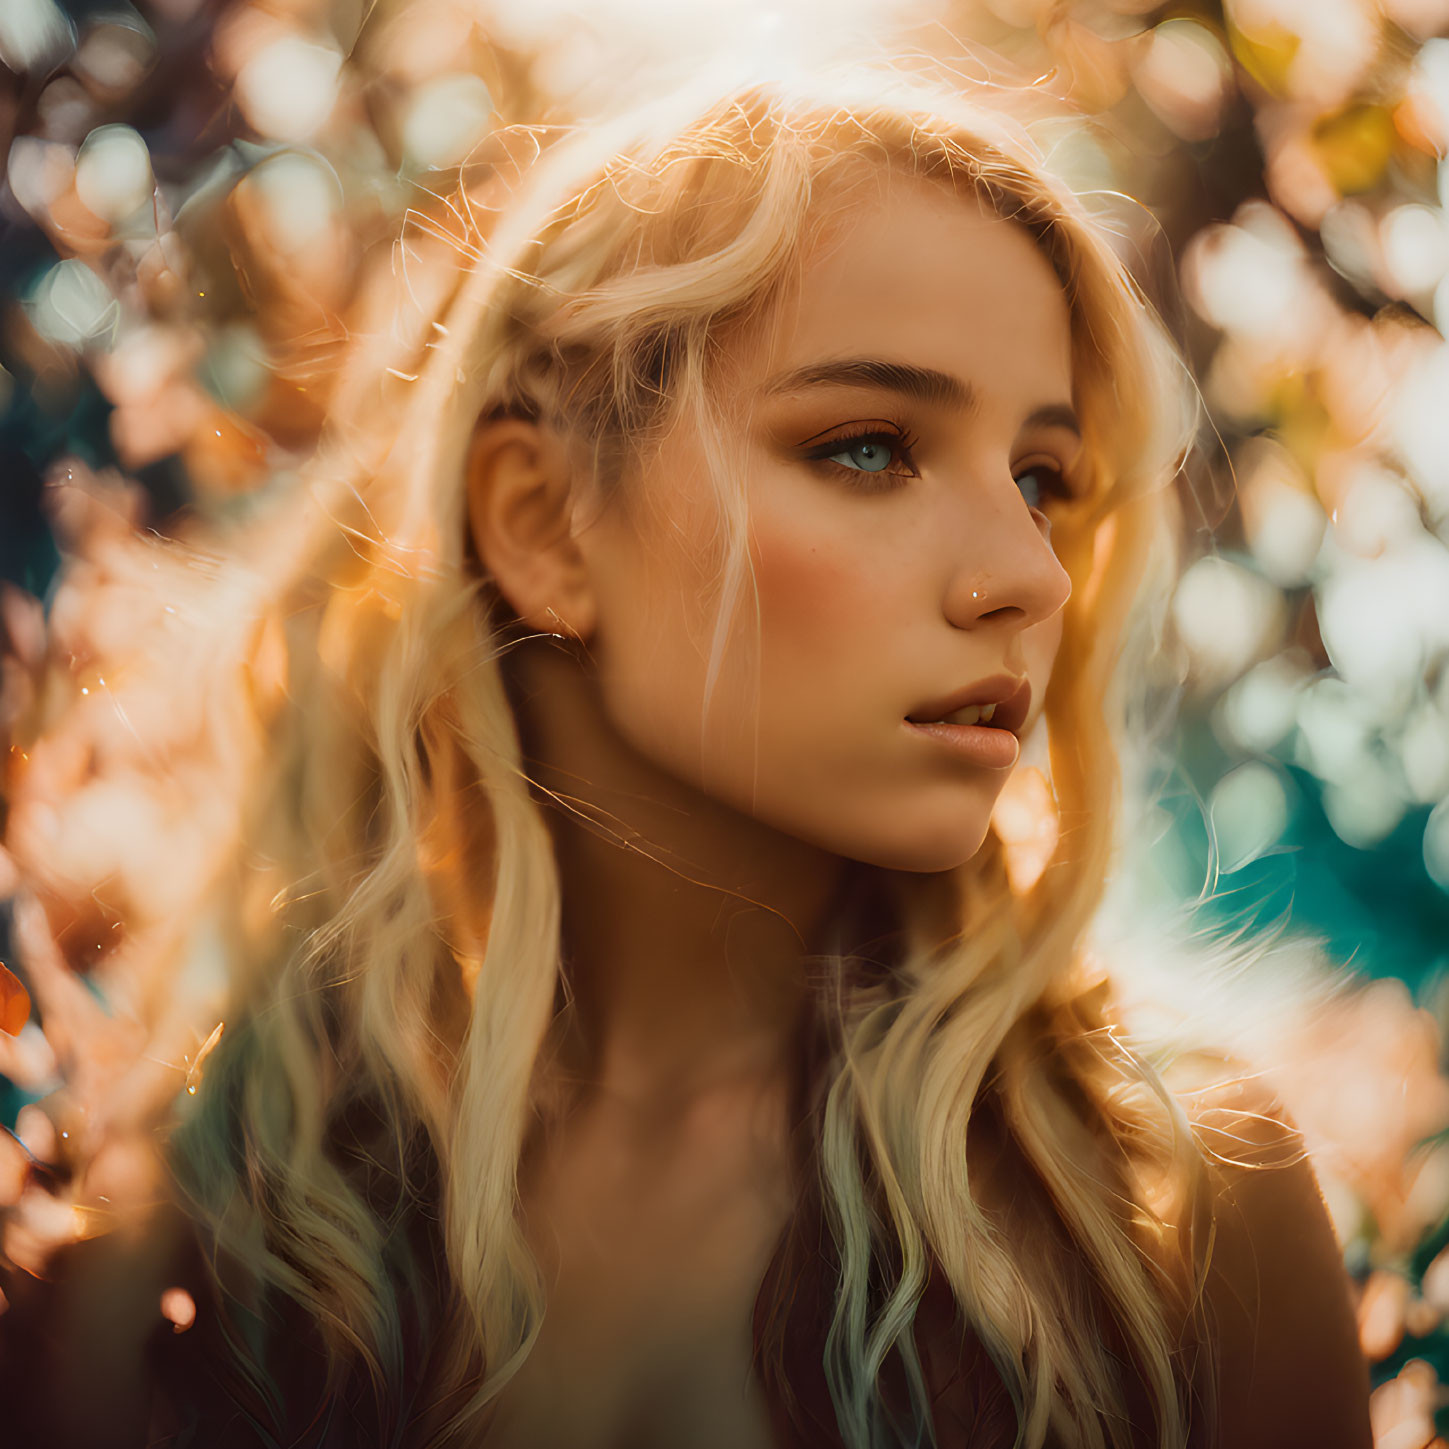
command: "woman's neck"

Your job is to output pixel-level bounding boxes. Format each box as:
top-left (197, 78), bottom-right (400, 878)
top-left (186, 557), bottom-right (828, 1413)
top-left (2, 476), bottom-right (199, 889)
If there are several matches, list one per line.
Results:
top-left (505, 638), bottom-right (854, 1110)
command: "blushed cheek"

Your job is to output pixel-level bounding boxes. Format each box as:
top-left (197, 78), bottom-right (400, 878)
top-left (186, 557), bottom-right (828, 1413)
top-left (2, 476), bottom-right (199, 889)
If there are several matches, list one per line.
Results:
top-left (749, 521), bottom-right (882, 662)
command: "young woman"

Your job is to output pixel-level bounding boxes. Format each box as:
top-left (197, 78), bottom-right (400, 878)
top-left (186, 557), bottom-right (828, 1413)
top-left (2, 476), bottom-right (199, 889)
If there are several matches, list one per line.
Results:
top-left (0, 64), bottom-right (1371, 1449)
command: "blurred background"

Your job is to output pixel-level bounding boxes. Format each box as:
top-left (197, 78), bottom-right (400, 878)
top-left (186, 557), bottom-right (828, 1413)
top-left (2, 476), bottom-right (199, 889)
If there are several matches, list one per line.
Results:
top-left (3, 0), bottom-right (1449, 1440)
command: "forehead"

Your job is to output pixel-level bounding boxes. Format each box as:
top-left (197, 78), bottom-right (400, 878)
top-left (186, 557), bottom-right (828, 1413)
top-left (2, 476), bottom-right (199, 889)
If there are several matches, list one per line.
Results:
top-left (737, 170), bottom-right (1073, 408)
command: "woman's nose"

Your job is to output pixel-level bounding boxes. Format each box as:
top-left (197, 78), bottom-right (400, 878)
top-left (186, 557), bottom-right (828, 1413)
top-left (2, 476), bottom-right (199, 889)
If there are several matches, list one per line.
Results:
top-left (941, 483), bottom-right (1072, 631)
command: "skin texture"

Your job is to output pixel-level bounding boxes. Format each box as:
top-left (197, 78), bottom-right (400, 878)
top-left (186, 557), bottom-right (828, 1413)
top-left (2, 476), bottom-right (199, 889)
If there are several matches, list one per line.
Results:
top-left (509, 176), bottom-right (1076, 879)
top-left (463, 173), bottom-right (1371, 1448)
top-left (468, 173), bottom-right (1079, 1089)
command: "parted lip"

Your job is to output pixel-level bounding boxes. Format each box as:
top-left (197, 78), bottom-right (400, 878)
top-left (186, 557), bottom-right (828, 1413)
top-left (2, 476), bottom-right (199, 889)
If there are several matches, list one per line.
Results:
top-left (906, 674), bottom-right (1032, 733)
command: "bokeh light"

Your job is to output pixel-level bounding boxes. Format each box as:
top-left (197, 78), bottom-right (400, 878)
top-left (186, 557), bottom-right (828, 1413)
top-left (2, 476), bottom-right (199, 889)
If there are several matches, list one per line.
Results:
top-left (3, 0), bottom-right (1449, 1440)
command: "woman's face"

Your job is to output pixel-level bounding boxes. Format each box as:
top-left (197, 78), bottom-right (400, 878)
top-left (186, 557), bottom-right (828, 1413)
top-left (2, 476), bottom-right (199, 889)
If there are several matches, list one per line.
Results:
top-left (574, 171), bottom-right (1079, 874)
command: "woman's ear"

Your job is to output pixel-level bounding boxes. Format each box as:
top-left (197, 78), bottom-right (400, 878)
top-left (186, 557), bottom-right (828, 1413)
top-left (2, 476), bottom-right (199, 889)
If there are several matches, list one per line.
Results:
top-left (465, 417), bottom-right (597, 642)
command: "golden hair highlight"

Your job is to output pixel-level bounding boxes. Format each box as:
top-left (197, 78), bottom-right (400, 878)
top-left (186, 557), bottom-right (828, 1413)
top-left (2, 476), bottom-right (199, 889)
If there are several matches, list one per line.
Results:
top-left (8, 63), bottom-right (1217, 1449)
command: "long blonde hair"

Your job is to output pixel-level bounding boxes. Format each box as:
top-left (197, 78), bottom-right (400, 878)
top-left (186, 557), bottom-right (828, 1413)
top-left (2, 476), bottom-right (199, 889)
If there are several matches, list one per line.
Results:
top-left (8, 63), bottom-right (1208, 1449)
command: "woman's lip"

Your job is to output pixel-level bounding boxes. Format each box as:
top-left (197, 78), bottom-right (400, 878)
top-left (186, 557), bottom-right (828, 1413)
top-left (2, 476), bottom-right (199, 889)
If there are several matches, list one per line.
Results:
top-left (903, 718), bottom-right (1021, 770)
top-left (908, 677), bottom-right (1032, 734)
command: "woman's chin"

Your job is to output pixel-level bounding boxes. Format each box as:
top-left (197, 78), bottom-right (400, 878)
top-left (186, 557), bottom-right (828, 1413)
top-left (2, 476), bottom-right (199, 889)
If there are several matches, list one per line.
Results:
top-left (843, 820), bottom-right (992, 876)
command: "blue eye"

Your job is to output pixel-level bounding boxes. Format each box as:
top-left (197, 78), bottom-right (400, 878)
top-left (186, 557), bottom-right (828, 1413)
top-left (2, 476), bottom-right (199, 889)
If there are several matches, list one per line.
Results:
top-left (1015, 464), bottom-right (1066, 510)
top-left (828, 438), bottom-right (896, 473)
top-left (804, 427), bottom-right (919, 489)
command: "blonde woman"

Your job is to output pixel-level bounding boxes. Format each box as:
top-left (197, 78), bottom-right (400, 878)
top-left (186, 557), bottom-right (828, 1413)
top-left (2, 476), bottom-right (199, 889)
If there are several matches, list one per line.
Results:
top-left (0, 64), bottom-right (1370, 1449)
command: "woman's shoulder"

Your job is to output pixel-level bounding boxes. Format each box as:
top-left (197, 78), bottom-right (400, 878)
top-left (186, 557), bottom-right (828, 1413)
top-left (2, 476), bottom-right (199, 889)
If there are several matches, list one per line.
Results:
top-left (0, 1197), bottom-right (198, 1448)
top-left (1190, 1078), bottom-right (1372, 1449)
top-left (0, 1196), bottom-right (335, 1449)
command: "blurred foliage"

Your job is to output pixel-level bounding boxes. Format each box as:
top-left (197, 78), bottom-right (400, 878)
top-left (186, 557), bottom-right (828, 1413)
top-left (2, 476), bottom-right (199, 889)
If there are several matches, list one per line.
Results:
top-left (5, 0), bottom-right (1449, 1439)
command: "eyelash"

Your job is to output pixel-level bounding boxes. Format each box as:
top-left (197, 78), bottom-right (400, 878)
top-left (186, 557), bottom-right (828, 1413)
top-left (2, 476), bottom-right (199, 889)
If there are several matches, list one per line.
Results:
top-left (803, 426), bottom-right (1074, 507)
top-left (1013, 460), bottom-right (1074, 513)
top-left (803, 427), bottom-right (921, 492)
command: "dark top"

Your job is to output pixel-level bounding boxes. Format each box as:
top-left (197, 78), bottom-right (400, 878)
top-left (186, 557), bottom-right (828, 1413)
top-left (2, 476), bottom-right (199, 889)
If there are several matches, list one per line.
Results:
top-left (0, 1175), bottom-right (1181, 1449)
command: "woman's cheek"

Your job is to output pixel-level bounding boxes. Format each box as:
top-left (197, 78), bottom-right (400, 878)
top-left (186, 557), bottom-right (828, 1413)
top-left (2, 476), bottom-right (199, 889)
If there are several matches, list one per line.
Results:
top-left (750, 509), bottom-right (892, 649)
top-left (1025, 612), bottom-right (1065, 710)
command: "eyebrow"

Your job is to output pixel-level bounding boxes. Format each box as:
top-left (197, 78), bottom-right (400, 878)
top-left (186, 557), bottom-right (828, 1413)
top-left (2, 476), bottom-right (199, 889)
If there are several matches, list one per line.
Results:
top-left (760, 357), bottom-right (1081, 438)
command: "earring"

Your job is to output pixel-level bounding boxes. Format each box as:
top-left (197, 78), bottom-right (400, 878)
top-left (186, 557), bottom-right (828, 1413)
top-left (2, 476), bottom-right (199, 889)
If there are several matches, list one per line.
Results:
top-left (544, 606), bottom-right (571, 641)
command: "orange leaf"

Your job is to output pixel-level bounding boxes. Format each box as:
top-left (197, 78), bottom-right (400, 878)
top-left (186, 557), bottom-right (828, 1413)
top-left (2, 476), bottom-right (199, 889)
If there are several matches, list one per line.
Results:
top-left (0, 962), bottom-right (32, 1036)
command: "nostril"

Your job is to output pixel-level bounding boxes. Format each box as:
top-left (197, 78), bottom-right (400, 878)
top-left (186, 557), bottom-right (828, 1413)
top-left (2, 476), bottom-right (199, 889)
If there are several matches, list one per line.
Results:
top-left (978, 603), bottom-right (1028, 624)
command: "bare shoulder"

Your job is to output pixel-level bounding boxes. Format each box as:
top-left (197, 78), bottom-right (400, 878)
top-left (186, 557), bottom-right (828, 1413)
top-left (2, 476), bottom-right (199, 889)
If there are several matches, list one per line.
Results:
top-left (0, 1197), bottom-right (223, 1449)
top-left (1191, 1079), bottom-right (1372, 1449)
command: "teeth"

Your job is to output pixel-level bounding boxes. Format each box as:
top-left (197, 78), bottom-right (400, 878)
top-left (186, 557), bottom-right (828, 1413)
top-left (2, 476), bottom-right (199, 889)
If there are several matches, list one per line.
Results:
top-left (940, 702), bottom-right (996, 726)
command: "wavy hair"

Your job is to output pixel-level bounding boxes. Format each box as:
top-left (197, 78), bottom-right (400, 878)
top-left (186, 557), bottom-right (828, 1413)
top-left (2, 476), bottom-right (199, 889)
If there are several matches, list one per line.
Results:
top-left (7, 63), bottom-right (1210, 1449)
